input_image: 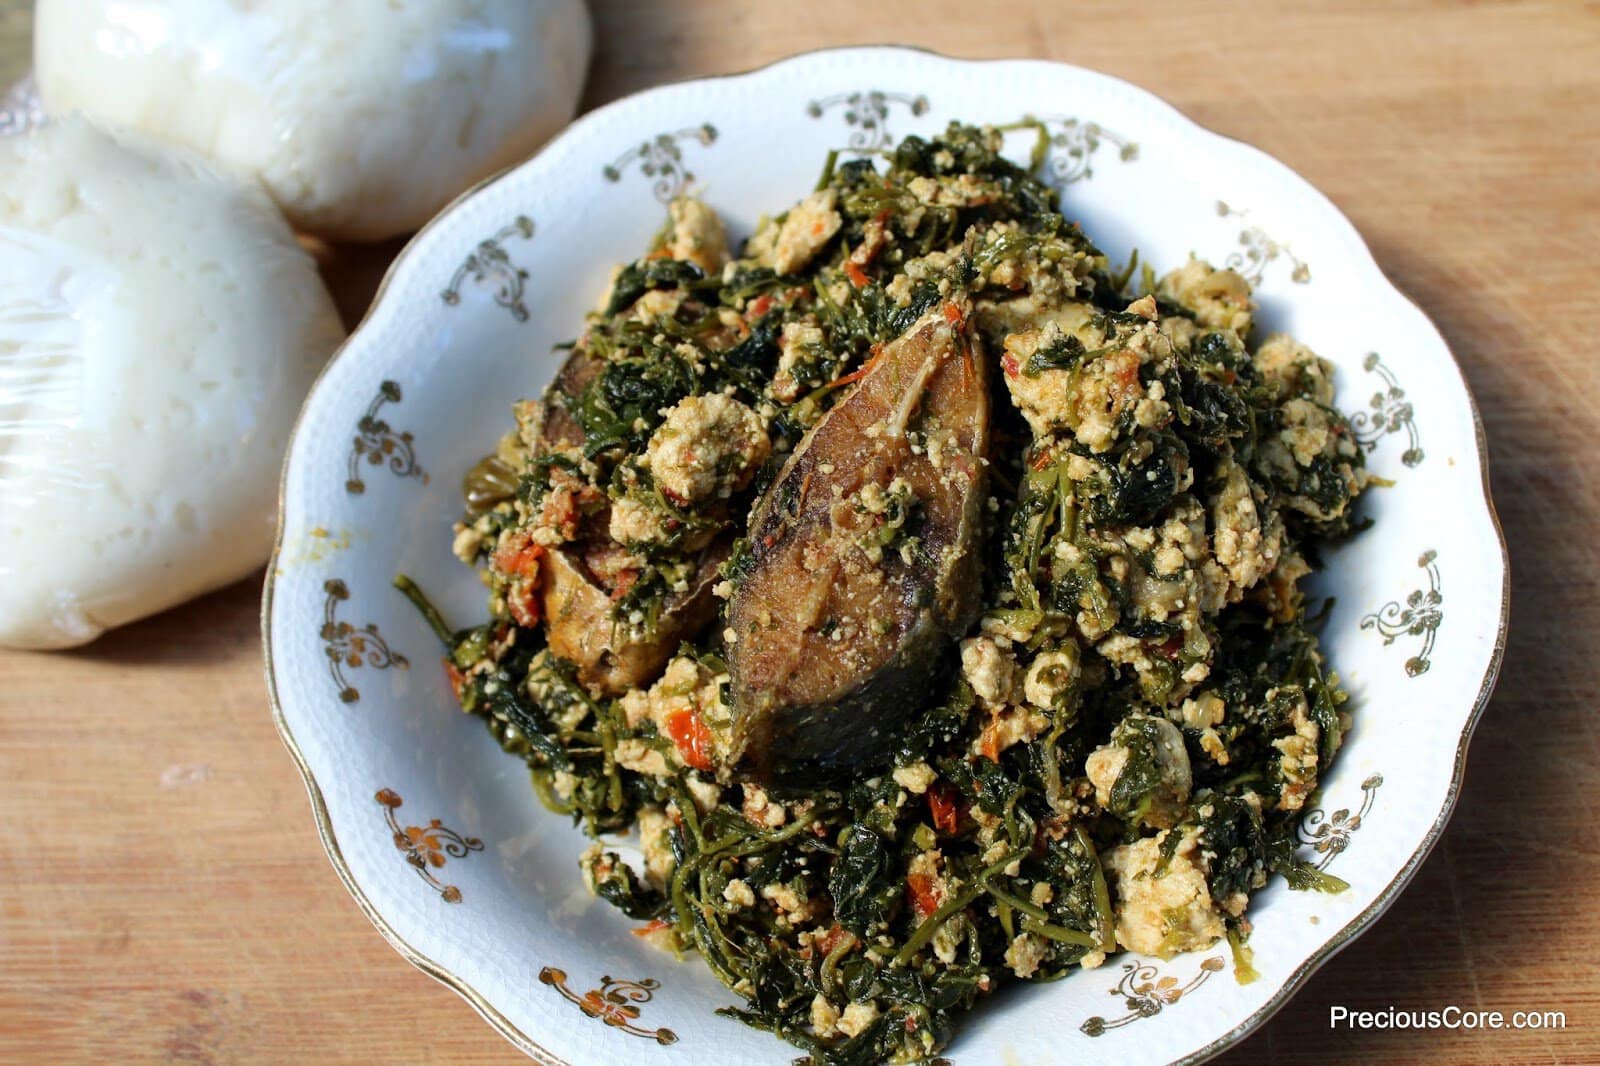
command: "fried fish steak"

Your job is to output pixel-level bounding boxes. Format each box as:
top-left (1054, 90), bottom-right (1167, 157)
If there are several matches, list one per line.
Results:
top-left (728, 299), bottom-right (989, 779)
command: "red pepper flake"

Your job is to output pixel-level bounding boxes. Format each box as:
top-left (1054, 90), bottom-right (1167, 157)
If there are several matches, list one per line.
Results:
top-left (507, 582), bottom-right (541, 628)
top-left (1001, 351), bottom-right (1021, 379)
top-left (978, 717), bottom-right (1003, 762)
top-left (1156, 635), bottom-right (1184, 661)
top-left (831, 343), bottom-right (885, 390)
top-left (608, 568), bottom-right (639, 602)
top-left (491, 535), bottom-right (545, 579)
top-left (907, 871), bottom-right (942, 920)
top-left (443, 658), bottom-right (467, 700)
top-left (749, 293), bottom-right (775, 318)
top-left (845, 259), bottom-right (870, 288)
top-left (815, 924), bottom-right (851, 957)
top-left (943, 301), bottom-right (965, 326)
top-left (537, 488), bottom-right (578, 539)
top-left (632, 918), bottom-right (671, 938)
top-left (1030, 449), bottom-right (1054, 471)
top-left (927, 782), bottom-right (962, 836)
top-left (665, 707), bottom-right (715, 771)
top-left (830, 362), bottom-right (871, 389)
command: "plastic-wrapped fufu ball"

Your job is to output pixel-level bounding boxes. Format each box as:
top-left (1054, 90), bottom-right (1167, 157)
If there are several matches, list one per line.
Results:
top-left (0, 116), bottom-right (345, 649)
top-left (34, 0), bottom-right (593, 241)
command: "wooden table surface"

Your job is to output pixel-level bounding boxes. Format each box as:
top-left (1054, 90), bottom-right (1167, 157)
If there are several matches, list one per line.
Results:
top-left (3, 2), bottom-right (1597, 1062)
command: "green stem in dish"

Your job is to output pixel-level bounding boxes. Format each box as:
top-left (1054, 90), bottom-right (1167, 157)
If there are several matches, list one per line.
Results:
top-left (1077, 825), bottom-right (1118, 953)
top-left (893, 848), bottom-right (1027, 966)
top-left (1020, 917), bottom-right (1099, 949)
top-left (393, 573), bottom-right (455, 647)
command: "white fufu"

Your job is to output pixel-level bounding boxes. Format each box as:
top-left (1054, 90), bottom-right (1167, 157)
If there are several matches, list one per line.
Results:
top-left (35, 0), bottom-right (593, 241)
top-left (0, 117), bottom-right (344, 649)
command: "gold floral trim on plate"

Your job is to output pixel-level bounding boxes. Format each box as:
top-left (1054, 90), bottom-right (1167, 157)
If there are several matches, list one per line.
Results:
top-left (320, 579), bottom-right (408, 703)
top-left (1351, 352), bottom-right (1424, 467)
top-left (1361, 550), bottom-right (1442, 677)
top-left (1215, 201), bottom-right (1310, 285)
top-left (806, 90), bottom-right (930, 150)
top-left (1028, 114), bottom-right (1138, 184)
top-left (1080, 956), bottom-right (1226, 1037)
top-left (538, 967), bottom-right (678, 1045)
top-left (442, 215), bottom-right (537, 321)
top-left (376, 789), bottom-right (483, 903)
top-left (346, 380), bottom-right (427, 494)
top-left (603, 124), bottom-right (718, 203)
top-left (1298, 773), bottom-right (1383, 871)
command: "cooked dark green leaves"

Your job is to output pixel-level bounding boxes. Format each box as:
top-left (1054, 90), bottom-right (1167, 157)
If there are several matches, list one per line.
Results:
top-left (440, 121), bottom-right (1369, 1066)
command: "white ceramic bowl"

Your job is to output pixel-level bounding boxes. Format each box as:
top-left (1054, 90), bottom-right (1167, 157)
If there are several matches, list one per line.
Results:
top-left (264, 47), bottom-right (1508, 1065)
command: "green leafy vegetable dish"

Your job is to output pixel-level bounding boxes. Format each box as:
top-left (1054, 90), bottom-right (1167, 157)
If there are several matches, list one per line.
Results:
top-left (405, 122), bottom-right (1371, 1065)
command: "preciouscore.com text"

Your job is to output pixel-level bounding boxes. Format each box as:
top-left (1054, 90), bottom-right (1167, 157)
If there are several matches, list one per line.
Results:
top-left (1329, 1006), bottom-right (1567, 1030)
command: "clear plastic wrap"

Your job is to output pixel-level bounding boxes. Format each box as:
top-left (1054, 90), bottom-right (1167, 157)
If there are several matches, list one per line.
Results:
top-left (0, 115), bottom-right (344, 648)
top-left (33, 0), bottom-right (593, 241)
top-left (0, 75), bottom-right (43, 136)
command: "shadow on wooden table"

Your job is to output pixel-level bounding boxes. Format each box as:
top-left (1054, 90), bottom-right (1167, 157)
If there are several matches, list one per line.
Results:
top-left (59, 575), bottom-right (265, 667)
top-left (300, 234), bottom-right (414, 332)
top-left (1225, 236), bottom-right (1596, 1063)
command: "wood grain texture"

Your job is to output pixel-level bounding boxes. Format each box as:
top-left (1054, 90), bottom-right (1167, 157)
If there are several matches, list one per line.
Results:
top-left (2, 1), bottom-right (1597, 1062)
